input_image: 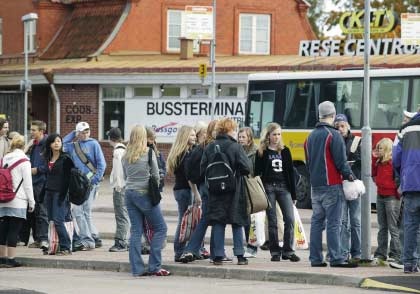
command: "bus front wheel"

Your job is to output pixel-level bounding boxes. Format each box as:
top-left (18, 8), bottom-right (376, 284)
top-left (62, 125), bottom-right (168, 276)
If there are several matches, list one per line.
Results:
top-left (295, 165), bottom-right (312, 209)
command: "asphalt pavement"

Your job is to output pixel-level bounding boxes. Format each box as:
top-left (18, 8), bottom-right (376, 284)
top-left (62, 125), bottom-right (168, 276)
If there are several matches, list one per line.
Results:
top-left (7, 179), bottom-right (419, 293)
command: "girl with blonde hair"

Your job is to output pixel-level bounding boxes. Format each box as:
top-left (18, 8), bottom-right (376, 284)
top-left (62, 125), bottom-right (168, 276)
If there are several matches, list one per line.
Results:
top-left (255, 122), bottom-right (299, 262)
top-left (166, 125), bottom-right (197, 262)
top-left (122, 125), bottom-right (169, 277)
top-left (0, 135), bottom-right (34, 267)
top-left (372, 137), bottom-right (401, 262)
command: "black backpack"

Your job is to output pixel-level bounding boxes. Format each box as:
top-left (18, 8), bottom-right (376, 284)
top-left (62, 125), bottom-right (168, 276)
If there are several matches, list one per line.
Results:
top-left (205, 144), bottom-right (235, 194)
top-left (68, 168), bottom-right (92, 205)
top-left (186, 145), bottom-right (204, 185)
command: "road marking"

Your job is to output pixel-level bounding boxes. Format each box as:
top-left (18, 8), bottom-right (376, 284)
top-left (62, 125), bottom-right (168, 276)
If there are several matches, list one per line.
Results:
top-left (361, 278), bottom-right (420, 293)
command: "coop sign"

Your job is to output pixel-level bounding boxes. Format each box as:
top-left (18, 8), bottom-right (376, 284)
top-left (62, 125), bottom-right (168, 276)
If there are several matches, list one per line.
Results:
top-left (339, 10), bottom-right (397, 34)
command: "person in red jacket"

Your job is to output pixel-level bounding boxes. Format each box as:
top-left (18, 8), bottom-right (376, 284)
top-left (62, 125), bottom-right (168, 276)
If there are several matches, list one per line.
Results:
top-left (372, 138), bottom-right (401, 262)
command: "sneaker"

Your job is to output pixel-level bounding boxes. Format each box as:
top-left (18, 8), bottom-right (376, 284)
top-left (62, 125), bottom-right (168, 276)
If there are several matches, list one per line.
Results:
top-left (40, 241), bottom-right (49, 251)
top-left (271, 255), bottom-right (281, 262)
top-left (372, 257), bottom-right (387, 266)
top-left (237, 256), bottom-right (248, 265)
top-left (151, 269), bottom-right (171, 276)
top-left (389, 261), bottom-right (404, 270)
top-left (213, 257), bottom-right (223, 266)
top-left (311, 262), bottom-right (328, 267)
top-left (221, 256), bottom-right (233, 263)
top-left (73, 244), bottom-right (90, 252)
top-left (109, 245), bottom-right (128, 252)
top-left (28, 241), bottom-right (40, 249)
top-left (260, 241), bottom-right (270, 251)
top-left (141, 247), bottom-right (150, 255)
top-left (94, 238), bottom-right (103, 248)
top-left (330, 262), bottom-right (358, 268)
top-left (179, 253), bottom-right (194, 264)
top-left (244, 247), bottom-right (257, 258)
top-left (5, 259), bottom-right (22, 268)
top-left (282, 253), bottom-right (300, 262)
top-left (56, 250), bottom-right (72, 256)
top-left (404, 264), bottom-right (419, 274)
top-left (0, 257), bottom-right (7, 268)
top-left (201, 249), bottom-right (210, 260)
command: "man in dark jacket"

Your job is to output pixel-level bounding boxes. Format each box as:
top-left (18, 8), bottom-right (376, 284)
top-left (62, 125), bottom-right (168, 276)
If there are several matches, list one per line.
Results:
top-left (304, 101), bottom-right (357, 268)
top-left (393, 112), bottom-right (420, 273)
top-left (20, 121), bottom-right (49, 250)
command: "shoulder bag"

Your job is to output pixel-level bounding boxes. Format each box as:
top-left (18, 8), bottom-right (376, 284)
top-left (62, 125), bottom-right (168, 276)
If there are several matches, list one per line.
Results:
top-left (148, 148), bottom-right (162, 206)
top-left (244, 175), bottom-right (270, 214)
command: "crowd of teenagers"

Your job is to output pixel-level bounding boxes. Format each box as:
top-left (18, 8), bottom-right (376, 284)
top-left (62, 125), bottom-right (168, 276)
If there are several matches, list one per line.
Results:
top-left (0, 102), bottom-right (418, 275)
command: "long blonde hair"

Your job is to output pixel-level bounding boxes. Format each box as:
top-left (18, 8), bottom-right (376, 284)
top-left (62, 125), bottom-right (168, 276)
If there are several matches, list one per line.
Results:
top-left (376, 138), bottom-right (393, 163)
top-left (167, 125), bottom-right (194, 175)
top-left (123, 125), bottom-right (148, 164)
top-left (258, 122), bottom-right (284, 156)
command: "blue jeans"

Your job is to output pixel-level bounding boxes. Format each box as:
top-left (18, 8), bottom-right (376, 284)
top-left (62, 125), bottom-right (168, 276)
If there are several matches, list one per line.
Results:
top-left (212, 223), bottom-right (244, 258)
top-left (173, 188), bottom-right (192, 259)
top-left (403, 193), bottom-right (420, 267)
top-left (125, 189), bottom-right (167, 276)
top-left (184, 184), bottom-right (209, 256)
top-left (310, 185), bottom-right (344, 265)
top-left (45, 191), bottom-right (72, 251)
top-left (264, 182), bottom-right (295, 257)
top-left (398, 198), bottom-right (420, 264)
top-left (72, 185), bottom-right (99, 248)
top-left (340, 197), bottom-right (361, 259)
top-left (374, 195), bottom-right (401, 260)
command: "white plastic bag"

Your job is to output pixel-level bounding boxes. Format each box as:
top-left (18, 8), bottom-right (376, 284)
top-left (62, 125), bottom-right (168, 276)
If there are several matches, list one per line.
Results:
top-left (248, 211), bottom-right (266, 247)
top-left (343, 180), bottom-right (365, 201)
top-left (293, 206), bottom-right (308, 250)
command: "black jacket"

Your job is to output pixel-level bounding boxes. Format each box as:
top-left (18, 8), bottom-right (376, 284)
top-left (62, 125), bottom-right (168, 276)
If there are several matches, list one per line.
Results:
top-left (343, 131), bottom-right (361, 180)
top-left (200, 134), bottom-right (251, 226)
top-left (44, 153), bottom-right (74, 202)
top-left (254, 146), bottom-right (297, 200)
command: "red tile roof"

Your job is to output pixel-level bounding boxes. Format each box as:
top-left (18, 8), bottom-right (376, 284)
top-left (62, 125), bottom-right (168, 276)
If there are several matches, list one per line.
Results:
top-left (42, 1), bottom-right (126, 59)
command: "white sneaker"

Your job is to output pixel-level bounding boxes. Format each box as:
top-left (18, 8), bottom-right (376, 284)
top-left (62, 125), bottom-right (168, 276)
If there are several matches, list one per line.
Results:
top-left (40, 241), bottom-right (49, 251)
top-left (389, 261), bottom-right (404, 269)
top-left (244, 251), bottom-right (257, 258)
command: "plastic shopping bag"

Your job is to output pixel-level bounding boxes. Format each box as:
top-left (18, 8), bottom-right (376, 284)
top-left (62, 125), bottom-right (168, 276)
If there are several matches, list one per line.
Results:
top-left (293, 205), bottom-right (308, 250)
top-left (48, 220), bottom-right (74, 255)
top-left (179, 205), bottom-right (202, 243)
top-left (248, 211), bottom-right (266, 247)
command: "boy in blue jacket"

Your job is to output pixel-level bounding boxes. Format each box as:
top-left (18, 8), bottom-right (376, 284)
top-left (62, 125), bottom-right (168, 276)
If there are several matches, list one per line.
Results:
top-left (64, 122), bottom-right (106, 250)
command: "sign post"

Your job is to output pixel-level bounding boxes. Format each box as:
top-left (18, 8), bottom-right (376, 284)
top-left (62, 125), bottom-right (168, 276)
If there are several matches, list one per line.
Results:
top-left (361, 0), bottom-right (372, 262)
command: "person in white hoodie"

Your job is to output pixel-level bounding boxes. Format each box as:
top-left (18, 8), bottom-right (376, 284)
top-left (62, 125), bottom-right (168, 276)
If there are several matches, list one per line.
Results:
top-left (0, 134), bottom-right (35, 268)
top-left (108, 128), bottom-right (129, 252)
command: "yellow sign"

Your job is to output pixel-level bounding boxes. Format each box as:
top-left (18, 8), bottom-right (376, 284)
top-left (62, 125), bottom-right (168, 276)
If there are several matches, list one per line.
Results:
top-left (199, 64), bottom-right (207, 78)
top-left (0, 114), bottom-right (5, 119)
top-left (339, 10), bottom-right (396, 34)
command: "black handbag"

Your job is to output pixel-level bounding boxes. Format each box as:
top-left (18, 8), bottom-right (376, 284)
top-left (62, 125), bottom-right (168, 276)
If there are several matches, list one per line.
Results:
top-left (148, 148), bottom-right (162, 206)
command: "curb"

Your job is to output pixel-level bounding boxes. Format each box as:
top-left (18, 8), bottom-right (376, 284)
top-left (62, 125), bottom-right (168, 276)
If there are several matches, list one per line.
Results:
top-left (17, 257), bottom-right (363, 288)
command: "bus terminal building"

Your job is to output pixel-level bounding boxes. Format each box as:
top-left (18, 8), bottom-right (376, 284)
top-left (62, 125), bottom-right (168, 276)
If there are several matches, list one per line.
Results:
top-left (1, 0), bottom-right (420, 173)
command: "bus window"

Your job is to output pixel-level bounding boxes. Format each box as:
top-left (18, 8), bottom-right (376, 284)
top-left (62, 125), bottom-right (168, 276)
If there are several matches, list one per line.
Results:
top-left (248, 91), bottom-right (275, 137)
top-left (283, 81), bottom-right (318, 128)
top-left (411, 79), bottom-right (420, 112)
top-left (370, 79), bottom-right (409, 129)
top-left (320, 80), bottom-right (363, 129)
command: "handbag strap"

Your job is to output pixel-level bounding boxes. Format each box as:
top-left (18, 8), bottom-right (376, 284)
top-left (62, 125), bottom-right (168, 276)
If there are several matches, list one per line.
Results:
top-left (73, 141), bottom-right (96, 173)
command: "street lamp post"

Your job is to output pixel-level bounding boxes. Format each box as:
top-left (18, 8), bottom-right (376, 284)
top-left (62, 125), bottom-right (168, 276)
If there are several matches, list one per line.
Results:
top-left (21, 13), bottom-right (38, 142)
top-left (361, 0), bottom-right (372, 261)
top-left (210, 0), bottom-right (216, 120)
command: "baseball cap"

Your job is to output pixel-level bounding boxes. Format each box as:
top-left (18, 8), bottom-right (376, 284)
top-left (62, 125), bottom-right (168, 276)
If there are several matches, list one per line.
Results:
top-left (334, 113), bottom-right (348, 124)
top-left (403, 110), bottom-right (417, 119)
top-left (318, 101), bottom-right (336, 119)
top-left (76, 122), bottom-right (90, 132)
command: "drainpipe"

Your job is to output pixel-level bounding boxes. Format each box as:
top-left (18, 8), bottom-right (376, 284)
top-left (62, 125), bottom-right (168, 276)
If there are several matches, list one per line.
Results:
top-left (43, 71), bottom-right (60, 134)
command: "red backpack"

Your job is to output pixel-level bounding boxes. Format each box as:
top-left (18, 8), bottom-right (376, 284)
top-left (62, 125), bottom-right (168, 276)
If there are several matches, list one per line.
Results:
top-left (0, 158), bottom-right (29, 203)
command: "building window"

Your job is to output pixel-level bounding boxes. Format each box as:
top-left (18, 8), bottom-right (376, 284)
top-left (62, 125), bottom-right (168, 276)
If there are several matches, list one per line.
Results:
top-left (162, 86), bottom-right (181, 97)
top-left (190, 87), bottom-right (209, 98)
top-left (167, 9), bottom-right (199, 52)
top-left (103, 87), bottom-right (125, 99)
top-left (0, 18), bottom-right (2, 55)
top-left (239, 14), bottom-right (270, 55)
top-left (218, 86), bottom-right (238, 97)
top-left (25, 19), bottom-right (37, 53)
top-left (134, 87), bottom-right (153, 97)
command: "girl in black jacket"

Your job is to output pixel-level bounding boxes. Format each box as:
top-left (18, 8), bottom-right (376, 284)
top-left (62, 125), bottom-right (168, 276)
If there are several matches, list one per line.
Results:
top-left (42, 134), bottom-right (74, 255)
top-left (254, 123), bottom-right (300, 262)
